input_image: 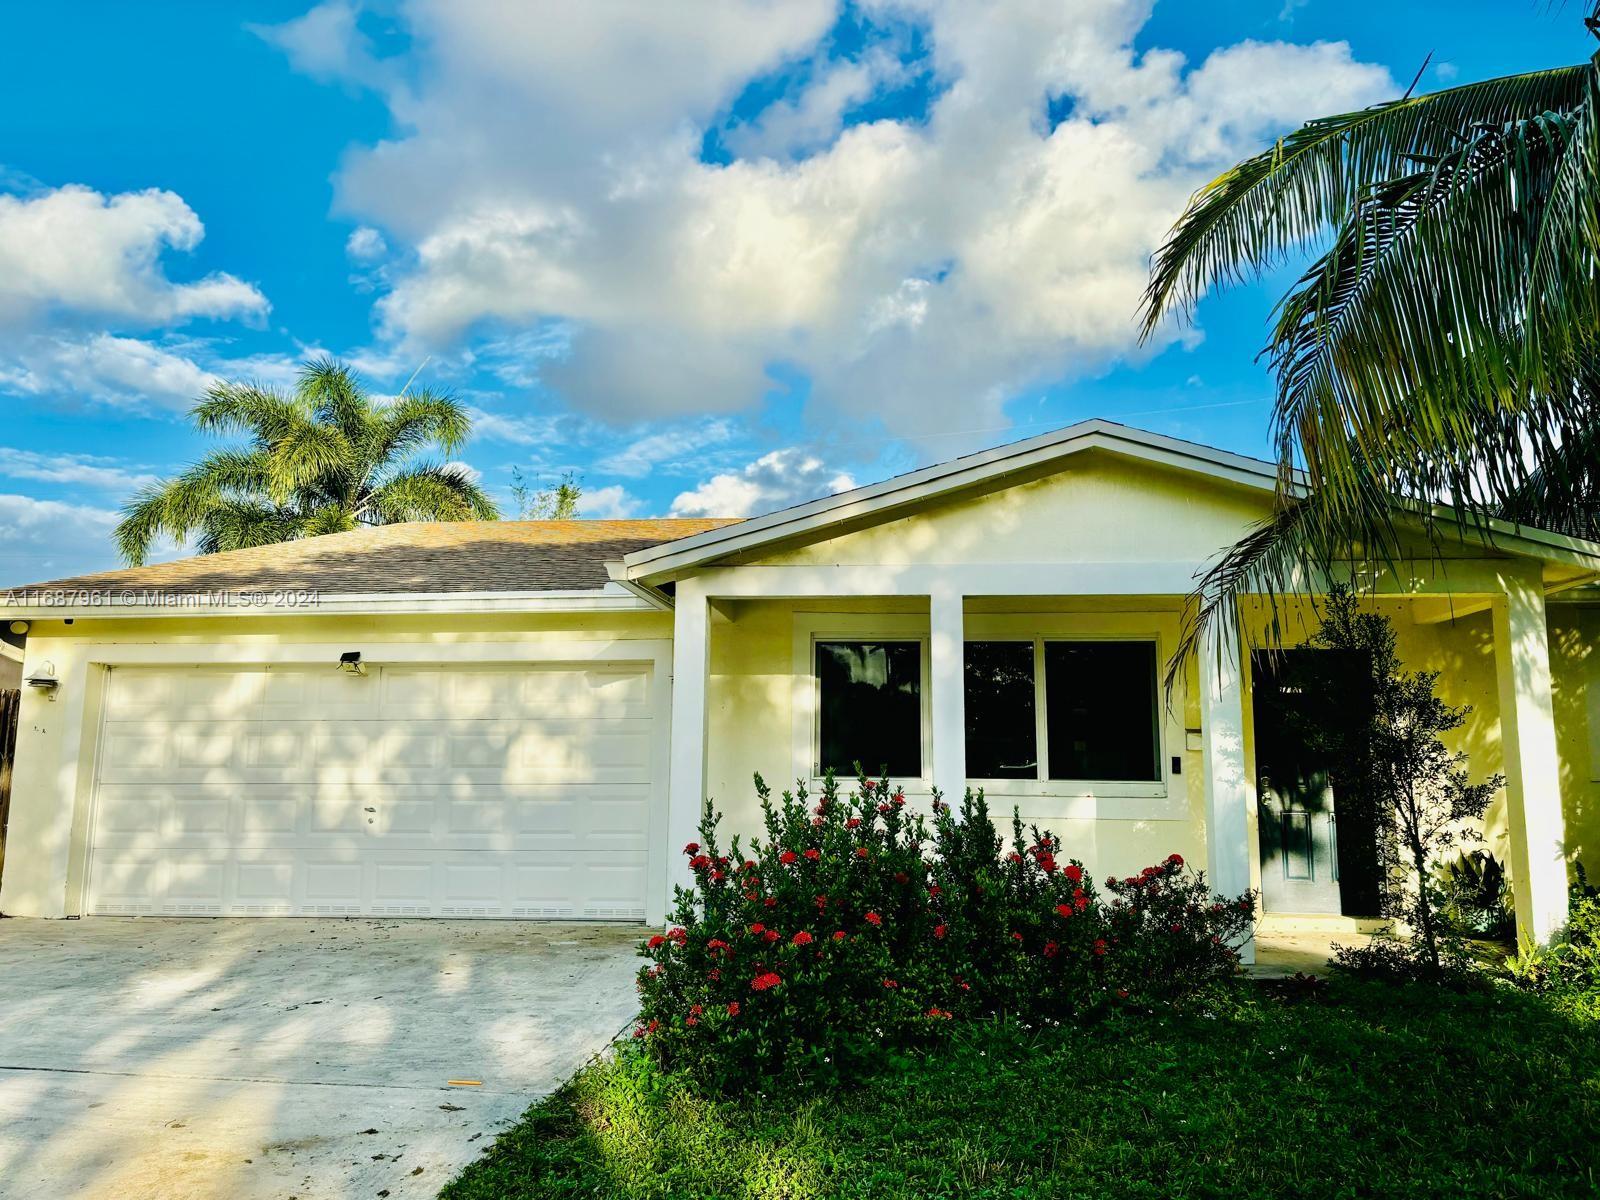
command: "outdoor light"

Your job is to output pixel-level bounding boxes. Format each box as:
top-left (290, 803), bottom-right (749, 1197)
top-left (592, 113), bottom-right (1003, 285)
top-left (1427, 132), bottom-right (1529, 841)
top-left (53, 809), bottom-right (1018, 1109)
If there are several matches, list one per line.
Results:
top-left (25, 662), bottom-right (59, 699)
top-left (337, 650), bottom-right (366, 676)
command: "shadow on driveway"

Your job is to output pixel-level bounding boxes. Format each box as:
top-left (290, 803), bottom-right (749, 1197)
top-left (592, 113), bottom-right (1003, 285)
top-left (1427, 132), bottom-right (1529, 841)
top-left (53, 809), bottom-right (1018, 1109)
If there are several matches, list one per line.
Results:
top-left (0, 918), bottom-right (642, 1199)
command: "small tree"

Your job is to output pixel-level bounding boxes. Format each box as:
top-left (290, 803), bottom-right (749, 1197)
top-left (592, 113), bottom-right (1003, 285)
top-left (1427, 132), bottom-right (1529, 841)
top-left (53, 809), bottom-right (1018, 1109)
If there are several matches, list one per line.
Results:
top-left (1303, 587), bottom-right (1503, 978)
top-left (510, 467), bottom-right (581, 519)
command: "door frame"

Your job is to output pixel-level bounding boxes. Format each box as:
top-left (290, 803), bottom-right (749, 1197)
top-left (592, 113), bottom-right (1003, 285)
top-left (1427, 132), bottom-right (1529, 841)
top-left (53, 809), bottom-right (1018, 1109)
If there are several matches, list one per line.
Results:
top-left (69, 638), bottom-right (675, 920)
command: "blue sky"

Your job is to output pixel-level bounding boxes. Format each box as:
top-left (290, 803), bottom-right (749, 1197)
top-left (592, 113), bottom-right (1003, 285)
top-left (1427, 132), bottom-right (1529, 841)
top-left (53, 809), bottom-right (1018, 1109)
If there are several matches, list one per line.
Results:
top-left (0, 1), bottom-right (1584, 583)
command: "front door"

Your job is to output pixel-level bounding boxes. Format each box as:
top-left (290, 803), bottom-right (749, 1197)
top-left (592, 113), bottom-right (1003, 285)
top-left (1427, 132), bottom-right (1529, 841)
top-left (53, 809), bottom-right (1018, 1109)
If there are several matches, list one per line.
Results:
top-left (1251, 651), bottom-right (1378, 917)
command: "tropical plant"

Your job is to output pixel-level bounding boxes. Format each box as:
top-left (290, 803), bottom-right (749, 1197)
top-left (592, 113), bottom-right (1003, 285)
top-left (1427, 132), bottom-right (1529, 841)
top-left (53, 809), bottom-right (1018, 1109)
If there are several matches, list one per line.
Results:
top-left (1139, 9), bottom-right (1600, 665)
top-left (634, 770), bottom-right (1254, 1092)
top-left (116, 358), bottom-right (497, 564)
top-left (1295, 589), bottom-right (1504, 979)
top-left (509, 466), bottom-right (582, 519)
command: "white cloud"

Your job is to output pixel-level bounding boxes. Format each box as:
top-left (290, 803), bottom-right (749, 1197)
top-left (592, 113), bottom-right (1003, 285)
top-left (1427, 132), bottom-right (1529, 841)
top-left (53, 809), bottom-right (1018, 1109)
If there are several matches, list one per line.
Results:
top-left (0, 333), bottom-right (219, 409)
top-left (582, 483), bottom-right (642, 519)
top-left (0, 184), bottom-right (267, 330)
top-left (345, 225), bottom-right (388, 262)
top-left (670, 447), bottom-right (854, 517)
top-left (593, 419), bottom-right (738, 478)
top-left (0, 447), bottom-right (158, 494)
top-left (1435, 61), bottom-right (1459, 84)
top-left (269, 0), bottom-right (1392, 436)
top-left (0, 493), bottom-right (123, 586)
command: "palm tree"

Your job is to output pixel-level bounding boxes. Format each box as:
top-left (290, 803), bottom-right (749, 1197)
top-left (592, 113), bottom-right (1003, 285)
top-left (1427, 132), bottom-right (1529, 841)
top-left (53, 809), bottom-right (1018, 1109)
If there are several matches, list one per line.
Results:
top-left (116, 358), bottom-right (498, 565)
top-left (1138, 7), bottom-right (1600, 666)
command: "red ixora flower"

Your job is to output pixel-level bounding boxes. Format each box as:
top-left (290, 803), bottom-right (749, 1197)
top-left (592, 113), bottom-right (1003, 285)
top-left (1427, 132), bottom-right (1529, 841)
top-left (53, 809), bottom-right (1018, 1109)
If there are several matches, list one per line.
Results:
top-left (749, 922), bottom-right (765, 935)
top-left (855, 847), bottom-right (869, 859)
top-left (682, 842), bottom-right (700, 856)
top-left (689, 854), bottom-right (711, 870)
top-left (933, 924), bottom-right (947, 939)
top-left (1043, 940), bottom-right (1059, 958)
top-left (833, 930), bottom-right (847, 942)
top-left (894, 871), bottom-right (910, 885)
top-left (804, 848), bottom-right (821, 861)
top-left (1054, 904), bottom-right (1073, 920)
top-left (685, 1015), bottom-right (699, 1027)
top-left (791, 930), bottom-right (813, 946)
top-left (779, 849), bottom-right (798, 865)
top-left (1167, 853), bottom-right (1184, 868)
top-left (763, 929), bottom-right (779, 943)
top-left (668, 927), bottom-right (688, 944)
top-left (864, 911), bottom-right (883, 926)
top-left (1063, 864), bottom-right (1083, 883)
top-left (647, 934), bottom-right (666, 949)
top-left (726, 1001), bottom-right (740, 1016)
top-left (1093, 938), bottom-right (1108, 956)
top-left (882, 978), bottom-right (898, 988)
top-left (846, 817), bottom-right (862, 829)
top-left (751, 971), bottom-right (782, 992)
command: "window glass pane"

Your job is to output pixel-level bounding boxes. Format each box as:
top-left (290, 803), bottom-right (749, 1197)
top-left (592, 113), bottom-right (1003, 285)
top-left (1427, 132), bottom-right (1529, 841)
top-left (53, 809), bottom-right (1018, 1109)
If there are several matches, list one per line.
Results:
top-left (1044, 641), bottom-right (1159, 781)
top-left (816, 641), bottom-right (922, 777)
top-left (964, 641), bottom-right (1037, 778)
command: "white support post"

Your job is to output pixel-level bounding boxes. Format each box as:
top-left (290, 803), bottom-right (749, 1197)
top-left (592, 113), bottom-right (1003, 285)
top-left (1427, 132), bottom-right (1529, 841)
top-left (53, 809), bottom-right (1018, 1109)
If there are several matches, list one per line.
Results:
top-left (929, 587), bottom-right (967, 802)
top-left (1492, 573), bottom-right (1570, 946)
top-left (661, 578), bottom-right (710, 924)
top-left (1199, 616), bottom-right (1254, 963)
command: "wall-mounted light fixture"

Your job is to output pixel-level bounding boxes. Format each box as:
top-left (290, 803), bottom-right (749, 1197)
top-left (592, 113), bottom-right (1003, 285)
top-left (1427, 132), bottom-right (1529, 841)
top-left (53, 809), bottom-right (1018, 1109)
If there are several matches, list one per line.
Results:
top-left (337, 651), bottom-right (366, 676)
top-left (8, 620), bottom-right (28, 635)
top-left (25, 661), bottom-right (59, 699)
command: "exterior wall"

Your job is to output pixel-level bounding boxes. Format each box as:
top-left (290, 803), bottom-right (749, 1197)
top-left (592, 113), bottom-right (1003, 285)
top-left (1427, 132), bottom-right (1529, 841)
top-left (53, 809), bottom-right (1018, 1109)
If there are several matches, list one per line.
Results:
top-left (1550, 604), bottom-right (1600, 872)
top-left (0, 610), bottom-right (672, 919)
top-left (704, 594), bottom-right (1208, 887)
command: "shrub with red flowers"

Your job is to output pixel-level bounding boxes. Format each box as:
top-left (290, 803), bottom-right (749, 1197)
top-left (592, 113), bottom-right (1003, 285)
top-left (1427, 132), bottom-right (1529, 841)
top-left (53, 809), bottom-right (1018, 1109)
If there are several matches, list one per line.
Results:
top-left (634, 772), bottom-right (1255, 1091)
top-left (1101, 854), bottom-right (1256, 1005)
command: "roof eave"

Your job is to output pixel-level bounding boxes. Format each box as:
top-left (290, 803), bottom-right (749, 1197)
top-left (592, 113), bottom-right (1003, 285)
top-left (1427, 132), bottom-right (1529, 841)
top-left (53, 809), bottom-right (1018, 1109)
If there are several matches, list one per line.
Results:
top-left (621, 421), bottom-right (1284, 585)
top-left (0, 586), bottom-right (654, 621)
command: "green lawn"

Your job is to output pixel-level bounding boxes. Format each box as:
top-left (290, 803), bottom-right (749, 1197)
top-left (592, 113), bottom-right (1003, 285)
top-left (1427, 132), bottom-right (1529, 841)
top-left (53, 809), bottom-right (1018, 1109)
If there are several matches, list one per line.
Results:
top-left (443, 980), bottom-right (1600, 1199)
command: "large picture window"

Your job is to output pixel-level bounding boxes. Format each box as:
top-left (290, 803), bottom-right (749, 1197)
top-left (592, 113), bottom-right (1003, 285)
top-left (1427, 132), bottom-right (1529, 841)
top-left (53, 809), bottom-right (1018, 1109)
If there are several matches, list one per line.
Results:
top-left (1044, 640), bottom-right (1160, 782)
top-left (815, 641), bottom-right (922, 778)
top-left (962, 637), bottom-right (1161, 784)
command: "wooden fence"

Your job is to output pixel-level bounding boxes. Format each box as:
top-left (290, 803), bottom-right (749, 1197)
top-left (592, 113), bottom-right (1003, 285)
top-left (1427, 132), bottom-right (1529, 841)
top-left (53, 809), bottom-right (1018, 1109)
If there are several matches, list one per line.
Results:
top-left (0, 689), bottom-right (18, 887)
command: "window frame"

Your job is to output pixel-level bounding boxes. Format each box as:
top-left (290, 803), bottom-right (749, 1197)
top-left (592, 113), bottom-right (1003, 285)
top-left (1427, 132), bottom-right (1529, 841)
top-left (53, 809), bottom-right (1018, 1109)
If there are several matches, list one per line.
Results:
top-left (791, 611), bottom-right (1183, 818)
top-left (792, 613), bottom-right (932, 789)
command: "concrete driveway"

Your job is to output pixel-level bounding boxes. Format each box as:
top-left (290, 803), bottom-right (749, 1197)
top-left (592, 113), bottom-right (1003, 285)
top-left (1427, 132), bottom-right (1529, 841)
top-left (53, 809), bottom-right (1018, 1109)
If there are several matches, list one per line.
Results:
top-left (0, 918), bottom-right (643, 1200)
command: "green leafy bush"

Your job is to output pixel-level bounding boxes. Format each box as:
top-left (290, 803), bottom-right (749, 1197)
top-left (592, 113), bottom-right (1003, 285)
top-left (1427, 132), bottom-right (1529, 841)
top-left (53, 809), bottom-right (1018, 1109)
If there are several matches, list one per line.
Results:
top-left (633, 772), bottom-right (1255, 1091)
top-left (1505, 867), bottom-right (1600, 1018)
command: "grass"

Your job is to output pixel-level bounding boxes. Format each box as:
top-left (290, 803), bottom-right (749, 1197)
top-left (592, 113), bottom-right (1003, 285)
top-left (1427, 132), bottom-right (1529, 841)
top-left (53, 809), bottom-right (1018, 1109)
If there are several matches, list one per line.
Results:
top-left (442, 979), bottom-right (1600, 1199)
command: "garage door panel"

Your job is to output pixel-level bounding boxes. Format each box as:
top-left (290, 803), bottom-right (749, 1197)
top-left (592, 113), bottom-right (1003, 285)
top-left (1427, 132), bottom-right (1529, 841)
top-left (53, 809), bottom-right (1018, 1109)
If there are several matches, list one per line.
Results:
top-left (90, 664), bottom-right (654, 920)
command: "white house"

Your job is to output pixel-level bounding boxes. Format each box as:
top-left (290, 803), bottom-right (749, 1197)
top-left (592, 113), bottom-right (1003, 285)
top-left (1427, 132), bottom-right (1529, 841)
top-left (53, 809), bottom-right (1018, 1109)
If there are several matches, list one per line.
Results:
top-left (3, 421), bottom-right (1596, 955)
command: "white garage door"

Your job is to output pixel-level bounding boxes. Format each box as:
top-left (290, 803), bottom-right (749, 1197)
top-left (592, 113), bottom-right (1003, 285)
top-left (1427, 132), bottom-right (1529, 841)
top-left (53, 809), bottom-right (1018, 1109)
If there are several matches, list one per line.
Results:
top-left (87, 662), bottom-right (655, 919)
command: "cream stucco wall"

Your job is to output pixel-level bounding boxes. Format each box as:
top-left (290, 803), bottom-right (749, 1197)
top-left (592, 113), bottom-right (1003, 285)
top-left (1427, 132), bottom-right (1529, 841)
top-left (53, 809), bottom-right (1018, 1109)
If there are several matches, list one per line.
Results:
top-left (702, 596), bottom-right (1209, 884)
top-left (1549, 604), bottom-right (1600, 872)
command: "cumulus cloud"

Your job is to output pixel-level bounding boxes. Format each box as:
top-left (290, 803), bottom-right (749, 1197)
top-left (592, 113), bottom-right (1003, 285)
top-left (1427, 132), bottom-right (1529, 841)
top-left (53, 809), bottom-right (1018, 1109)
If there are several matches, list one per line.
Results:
top-left (582, 483), bottom-right (642, 519)
top-left (0, 333), bottom-right (219, 409)
top-left (0, 184), bottom-right (267, 330)
top-left (264, 0), bottom-right (1392, 436)
top-left (670, 447), bottom-right (854, 517)
top-left (345, 225), bottom-right (388, 262)
top-left (0, 493), bottom-right (123, 586)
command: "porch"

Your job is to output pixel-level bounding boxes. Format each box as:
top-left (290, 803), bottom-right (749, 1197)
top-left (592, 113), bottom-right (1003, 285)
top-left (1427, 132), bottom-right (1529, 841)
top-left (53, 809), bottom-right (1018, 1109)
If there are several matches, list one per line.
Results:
top-left (664, 576), bottom-right (1574, 953)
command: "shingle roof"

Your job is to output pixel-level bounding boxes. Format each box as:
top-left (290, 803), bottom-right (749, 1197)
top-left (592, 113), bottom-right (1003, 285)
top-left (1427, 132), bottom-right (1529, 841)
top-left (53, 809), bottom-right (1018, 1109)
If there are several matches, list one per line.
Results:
top-left (6, 519), bottom-right (739, 600)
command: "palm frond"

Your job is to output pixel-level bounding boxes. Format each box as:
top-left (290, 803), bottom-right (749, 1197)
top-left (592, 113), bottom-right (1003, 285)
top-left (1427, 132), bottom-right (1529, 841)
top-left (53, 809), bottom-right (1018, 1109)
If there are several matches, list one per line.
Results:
top-left (1140, 64), bottom-right (1592, 339)
top-left (365, 462), bottom-right (500, 524)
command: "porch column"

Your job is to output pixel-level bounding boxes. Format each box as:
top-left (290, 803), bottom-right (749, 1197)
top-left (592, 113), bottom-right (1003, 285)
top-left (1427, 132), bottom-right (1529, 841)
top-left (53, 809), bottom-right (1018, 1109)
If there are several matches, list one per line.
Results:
top-left (1491, 571), bottom-right (1569, 945)
top-left (1199, 616), bottom-right (1254, 963)
top-left (662, 577), bottom-right (710, 923)
top-left (929, 587), bottom-right (967, 800)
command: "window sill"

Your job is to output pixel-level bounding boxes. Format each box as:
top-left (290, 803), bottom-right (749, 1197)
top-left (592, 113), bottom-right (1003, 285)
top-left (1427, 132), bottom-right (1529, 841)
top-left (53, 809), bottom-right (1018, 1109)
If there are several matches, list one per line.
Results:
top-left (807, 779), bottom-right (1187, 822)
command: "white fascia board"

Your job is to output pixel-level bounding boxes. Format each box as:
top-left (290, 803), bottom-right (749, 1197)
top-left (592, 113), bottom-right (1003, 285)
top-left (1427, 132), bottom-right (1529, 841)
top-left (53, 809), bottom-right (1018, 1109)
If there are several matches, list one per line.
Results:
top-left (0, 587), bottom-right (652, 621)
top-left (622, 421), bottom-right (1283, 582)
